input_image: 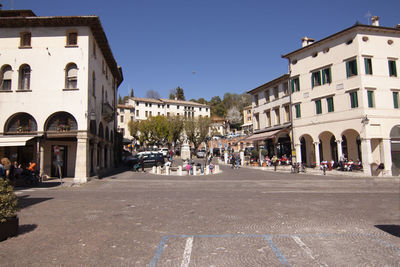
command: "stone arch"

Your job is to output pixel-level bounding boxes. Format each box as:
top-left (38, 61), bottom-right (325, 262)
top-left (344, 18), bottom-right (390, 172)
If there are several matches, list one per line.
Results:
top-left (318, 131), bottom-right (336, 162)
top-left (276, 132), bottom-right (291, 158)
top-left (299, 134), bottom-right (314, 166)
top-left (98, 122), bottom-right (104, 138)
top-left (105, 126), bottom-right (109, 141)
top-left (341, 129), bottom-right (361, 161)
top-left (44, 111), bottom-right (78, 132)
top-left (90, 120), bottom-right (97, 135)
top-left (4, 112), bottom-right (37, 134)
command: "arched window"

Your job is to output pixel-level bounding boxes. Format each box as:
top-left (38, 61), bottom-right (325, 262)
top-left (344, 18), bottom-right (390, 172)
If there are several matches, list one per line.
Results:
top-left (19, 64), bottom-right (31, 90)
top-left (1, 65), bottom-right (12, 91)
top-left (65, 63), bottom-right (78, 89)
top-left (4, 112), bottom-right (37, 134)
top-left (92, 71), bottom-right (96, 97)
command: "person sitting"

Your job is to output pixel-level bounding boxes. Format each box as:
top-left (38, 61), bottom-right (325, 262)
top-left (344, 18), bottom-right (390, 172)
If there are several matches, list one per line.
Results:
top-left (347, 159), bottom-right (354, 171)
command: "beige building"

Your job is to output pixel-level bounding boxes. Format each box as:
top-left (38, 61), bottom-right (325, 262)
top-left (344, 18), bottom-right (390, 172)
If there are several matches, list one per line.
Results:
top-left (0, 10), bottom-right (123, 183)
top-left (246, 74), bottom-right (292, 157)
top-left (241, 105), bottom-right (253, 135)
top-left (282, 17), bottom-right (400, 176)
top-left (117, 97), bottom-right (210, 140)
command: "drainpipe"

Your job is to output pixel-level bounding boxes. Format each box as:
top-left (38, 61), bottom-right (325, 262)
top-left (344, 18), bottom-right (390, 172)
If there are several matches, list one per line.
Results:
top-left (287, 59), bottom-right (296, 163)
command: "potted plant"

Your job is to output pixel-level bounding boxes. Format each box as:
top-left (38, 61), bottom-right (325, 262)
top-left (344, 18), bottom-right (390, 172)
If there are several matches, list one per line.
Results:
top-left (0, 178), bottom-right (20, 241)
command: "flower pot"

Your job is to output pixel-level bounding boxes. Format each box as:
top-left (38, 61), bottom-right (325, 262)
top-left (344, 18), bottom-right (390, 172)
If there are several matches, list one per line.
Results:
top-left (0, 216), bottom-right (19, 241)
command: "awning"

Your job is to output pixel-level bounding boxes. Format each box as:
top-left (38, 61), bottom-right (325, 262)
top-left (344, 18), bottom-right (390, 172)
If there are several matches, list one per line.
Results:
top-left (0, 136), bottom-right (37, 147)
top-left (243, 129), bottom-right (282, 142)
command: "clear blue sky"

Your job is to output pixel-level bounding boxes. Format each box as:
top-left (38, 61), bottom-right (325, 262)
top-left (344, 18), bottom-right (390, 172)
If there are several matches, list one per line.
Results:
top-left (2, 0), bottom-right (400, 100)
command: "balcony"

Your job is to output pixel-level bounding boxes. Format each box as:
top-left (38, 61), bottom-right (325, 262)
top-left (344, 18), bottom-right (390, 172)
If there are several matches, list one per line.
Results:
top-left (102, 102), bottom-right (115, 122)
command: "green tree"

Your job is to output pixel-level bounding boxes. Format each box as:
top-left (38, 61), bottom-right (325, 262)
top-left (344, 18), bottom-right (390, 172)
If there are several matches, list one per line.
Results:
top-left (166, 115), bottom-right (184, 146)
top-left (118, 95), bottom-right (122, 104)
top-left (128, 120), bottom-right (140, 140)
top-left (184, 116), bottom-right (211, 153)
top-left (130, 89), bottom-right (134, 97)
top-left (176, 87), bottom-right (185, 100)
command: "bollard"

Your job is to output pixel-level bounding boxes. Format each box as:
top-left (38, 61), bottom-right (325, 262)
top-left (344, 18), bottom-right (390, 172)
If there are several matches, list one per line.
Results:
top-left (215, 165), bottom-right (220, 173)
top-left (177, 166), bottom-right (183, 176)
top-left (156, 166), bottom-right (161, 174)
top-left (193, 165), bottom-right (197, 175)
top-left (205, 165), bottom-right (210, 175)
top-left (152, 166), bottom-right (156, 174)
top-left (166, 166), bottom-right (170, 175)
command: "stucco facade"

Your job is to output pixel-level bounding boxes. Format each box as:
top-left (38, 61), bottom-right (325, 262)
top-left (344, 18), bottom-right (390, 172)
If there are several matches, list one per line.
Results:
top-left (0, 10), bottom-right (123, 183)
top-left (282, 18), bottom-right (400, 176)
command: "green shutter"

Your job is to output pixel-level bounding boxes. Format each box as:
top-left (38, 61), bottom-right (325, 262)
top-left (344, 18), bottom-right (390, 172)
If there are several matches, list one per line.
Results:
top-left (393, 61), bottom-right (398, 77)
top-left (368, 91), bottom-right (373, 108)
top-left (291, 79), bottom-right (295, 93)
top-left (296, 104), bottom-right (301, 118)
top-left (393, 92), bottom-right (399, 108)
top-left (364, 58), bottom-right (369, 74)
top-left (354, 92), bottom-right (358, 107)
top-left (354, 60), bottom-right (358, 75)
top-left (346, 61), bottom-right (350, 77)
top-left (328, 68), bottom-right (332, 83)
top-left (318, 71), bottom-right (322, 85)
top-left (322, 69), bottom-right (326, 84)
top-left (311, 74), bottom-right (314, 88)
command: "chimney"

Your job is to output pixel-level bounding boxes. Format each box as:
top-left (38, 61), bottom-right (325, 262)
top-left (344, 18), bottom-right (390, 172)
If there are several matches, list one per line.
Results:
top-left (371, 16), bottom-right (380, 26)
top-left (301, 36), bottom-right (315, 47)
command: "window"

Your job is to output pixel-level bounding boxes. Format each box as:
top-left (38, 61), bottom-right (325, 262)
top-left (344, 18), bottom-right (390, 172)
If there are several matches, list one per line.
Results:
top-left (273, 87), bottom-right (279, 99)
top-left (322, 67), bottom-right (332, 84)
top-left (92, 72), bottom-right (96, 97)
top-left (364, 58), bottom-right (373, 75)
top-left (254, 94), bottom-right (259, 106)
top-left (265, 90), bottom-right (270, 102)
top-left (284, 105), bottom-right (290, 122)
top-left (291, 77), bottom-right (300, 92)
top-left (367, 90), bottom-right (374, 108)
top-left (149, 104), bottom-right (152, 107)
top-left (20, 32), bottom-right (31, 47)
top-left (145, 111), bottom-right (148, 117)
top-left (145, 103), bottom-right (148, 107)
top-left (131, 116), bottom-right (134, 121)
top-left (167, 112), bottom-right (170, 116)
top-left (149, 111), bottom-right (152, 116)
top-left (295, 104), bottom-right (301, 118)
top-left (349, 91), bottom-right (358, 108)
top-left (274, 109), bottom-right (280, 125)
top-left (206, 108), bottom-right (208, 112)
top-left (346, 59), bottom-right (358, 77)
top-left (19, 64), bottom-right (31, 90)
top-left (158, 104), bottom-right (160, 108)
top-left (167, 104), bottom-right (170, 108)
top-left (67, 31), bottom-right (78, 46)
top-left (65, 63), bottom-right (78, 89)
top-left (315, 99), bottom-right (322, 114)
top-left (136, 110), bottom-right (139, 116)
top-left (120, 115), bottom-right (124, 123)
top-left (393, 92), bottom-right (399, 109)
top-left (327, 97), bottom-right (334, 112)
top-left (389, 60), bottom-right (397, 77)
top-left (158, 112), bottom-right (160, 115)
top-left (254, 113), bottom-right (260, 129)
top-left (266, 110), bottom-right (271, 127)
top-left (311, 71), bottom-right (322, 88)
top-left (177, 105), bottom-right (180, 109)
top-left (120, 108), bottom-right (125, 112)
top-left (283, 82), bottom-right (289, 95)
top-left (1, 65), bottom-right (12, 90)
top-left (199, 107), bottom-right (202, 111)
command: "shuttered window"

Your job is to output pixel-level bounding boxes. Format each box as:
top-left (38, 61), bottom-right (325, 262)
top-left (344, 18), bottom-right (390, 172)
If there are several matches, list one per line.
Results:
top-left (389, 60), bottom-right (397, 77)
top-left (393, 92), bottom-right (399, 109)
top-left (364, 58), bottom-right (373, 75)
top-left (346, 59), bottom-right (358, 77)
top-left (367, 91), bottom-right (374, 108)
top-left (315, 99), bottom-right (322, 114)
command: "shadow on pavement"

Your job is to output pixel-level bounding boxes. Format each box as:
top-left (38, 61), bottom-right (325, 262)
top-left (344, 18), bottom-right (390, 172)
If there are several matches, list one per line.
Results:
top-left (18, 224), bottom-right (38, 236)
top-left (18, 195), bottom-right (53, 210)
top-left (375, 225), bottom-right (400, 237)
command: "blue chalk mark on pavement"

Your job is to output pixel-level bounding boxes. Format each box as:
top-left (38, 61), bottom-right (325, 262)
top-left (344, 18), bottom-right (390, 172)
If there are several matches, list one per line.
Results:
top-left (264, 234), bottom-right (290, 266)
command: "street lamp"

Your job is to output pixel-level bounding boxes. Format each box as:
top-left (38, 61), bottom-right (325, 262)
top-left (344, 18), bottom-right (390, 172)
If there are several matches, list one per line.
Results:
top-left (361, 115), bottom-right (370, 125)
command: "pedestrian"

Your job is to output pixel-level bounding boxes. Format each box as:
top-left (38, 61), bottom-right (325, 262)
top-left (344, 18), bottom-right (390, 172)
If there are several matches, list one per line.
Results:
top-left (169, 149), bottom-right (173, 161)
top-left (236, 154), bottom-right (241, 169)
top-left (1, 157), bottom-right (11, 179)
top-left (0, 161), bottom-right (5, 179)
top-left (271, 155), bottom-right (278, 171)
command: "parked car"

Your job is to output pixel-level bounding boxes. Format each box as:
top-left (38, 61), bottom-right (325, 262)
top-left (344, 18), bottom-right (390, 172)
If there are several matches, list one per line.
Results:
top-left (142, 153), bottom-right (165, 167)
top-left (125, 155), bottom-right (139, 168)
top-left (196, 149), bottom-right (207, 158)
top-left (158, 148), bottom-right (169, 157)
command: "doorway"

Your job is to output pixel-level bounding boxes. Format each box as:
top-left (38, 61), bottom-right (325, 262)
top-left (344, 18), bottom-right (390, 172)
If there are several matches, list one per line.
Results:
top-left (51, 145), bottom-right (68, 177)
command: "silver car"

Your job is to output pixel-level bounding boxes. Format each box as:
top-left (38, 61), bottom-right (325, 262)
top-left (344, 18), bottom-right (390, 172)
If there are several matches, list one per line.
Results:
top-left (196, 149), bottom-right (207, 158)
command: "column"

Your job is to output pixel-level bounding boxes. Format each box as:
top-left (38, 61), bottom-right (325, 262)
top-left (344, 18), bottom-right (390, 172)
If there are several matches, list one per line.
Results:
top-left (100, 143), bottom-right (105, 169)
top-left (93, 139), bottom-right (98, 175)
top-left (361, 138), bottom-right (373, 176)
top-left (74, 132), bottom-right (90, 183)
top-left (314, 141), bottom-right (320, 166)
top-left (336, 139), bottom-right (343, 162)
top-left (381, 139), bottom-right (392, 176)
top-left (39, 140), bottom-right (45, 178)
top-left (295, 143), bottom-right (302, 163)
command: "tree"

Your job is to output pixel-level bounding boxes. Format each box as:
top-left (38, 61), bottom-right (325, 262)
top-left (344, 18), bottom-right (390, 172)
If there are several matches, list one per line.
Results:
top-left (176, 87), bottom-right (185, 100)
top-left (226, 106), bottom-right (242, 129)
top-left (196, 98), bottom-right (208, 105)
top-left (130, 89), bottom-right (134, 97)
top-left (166, 115), bottom-right (184, 146)
top-left (122, 96), bottom-right (129, 104)
top-left (118, 95), bottom-right (122, 104)
top-left (184, 116), bottom-right (211, 153)
top-left (128, 120), bottom-right (140, 140)
top-left (146, 90), bottom-right (160, 99)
